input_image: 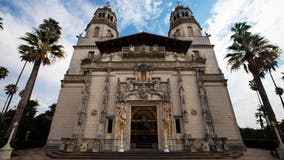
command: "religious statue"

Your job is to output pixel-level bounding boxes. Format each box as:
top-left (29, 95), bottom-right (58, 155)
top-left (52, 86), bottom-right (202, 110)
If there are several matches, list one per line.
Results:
top-left (117, 102), bottom-right (127, 129)
top-left (161, 102), bottom-right (171, 152)
top-left (162, 102), bottom-right (171, 130)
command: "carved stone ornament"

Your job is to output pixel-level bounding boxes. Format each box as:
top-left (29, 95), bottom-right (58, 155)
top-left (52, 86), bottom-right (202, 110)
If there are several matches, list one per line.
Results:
top-left (191, 109), bottom-right (197, 116)
top-left (133, 63), bottom-right (153, 72)
top-left (117, 78), bottom-right (169, 101)
top-left (91, 110), bottom-right (97, 116)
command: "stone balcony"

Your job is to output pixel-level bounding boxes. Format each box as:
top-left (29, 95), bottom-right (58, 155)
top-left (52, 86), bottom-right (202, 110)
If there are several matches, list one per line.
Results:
top-left (174, 36), bottom-right (211, 45)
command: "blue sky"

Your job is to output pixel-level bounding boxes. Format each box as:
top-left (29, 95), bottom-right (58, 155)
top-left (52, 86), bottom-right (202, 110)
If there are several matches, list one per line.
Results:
top-left (0, 0), bottom-right (284, 128)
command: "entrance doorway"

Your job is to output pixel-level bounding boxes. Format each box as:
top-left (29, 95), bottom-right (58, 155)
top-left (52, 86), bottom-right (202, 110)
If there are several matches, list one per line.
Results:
top-left (131, 106), bottom-right (158, 149)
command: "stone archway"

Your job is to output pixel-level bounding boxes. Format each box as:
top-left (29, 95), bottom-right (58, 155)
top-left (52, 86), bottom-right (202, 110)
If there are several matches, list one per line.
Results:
top-left (131, 106), bottom-right (158, 149)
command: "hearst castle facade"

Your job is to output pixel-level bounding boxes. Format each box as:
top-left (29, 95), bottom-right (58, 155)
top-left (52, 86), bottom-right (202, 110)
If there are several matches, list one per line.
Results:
top-left (46, 4), bottom-right (245, 155)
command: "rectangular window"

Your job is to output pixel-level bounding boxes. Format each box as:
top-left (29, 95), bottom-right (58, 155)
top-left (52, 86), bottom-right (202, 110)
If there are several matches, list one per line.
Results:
top-left (88, 51), bottom-right (94, 59)
top-left (175, 119), bottom-right (181, 133)
top-left (107, 118), bottom-right (113, 133)
top-left (193, 50), bottom-right (200, 58)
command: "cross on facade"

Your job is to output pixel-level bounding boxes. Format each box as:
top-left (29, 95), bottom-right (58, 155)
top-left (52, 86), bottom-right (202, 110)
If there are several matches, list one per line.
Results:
top-left (106, 1), bottom-right (110, 7)
top-left (176, 0), bottom-right (181, 6)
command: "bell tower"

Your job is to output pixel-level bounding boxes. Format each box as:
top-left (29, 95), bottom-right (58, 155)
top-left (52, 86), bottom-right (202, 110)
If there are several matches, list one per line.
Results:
top-left (168, 4), bottom-right (202, 38)
top-left (85, 5), bottom-right (118, 38)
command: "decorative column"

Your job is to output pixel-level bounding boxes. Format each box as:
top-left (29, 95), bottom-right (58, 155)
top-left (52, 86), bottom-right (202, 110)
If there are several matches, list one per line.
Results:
top-left (177, 68), bottom-right (188, 123)
top-left (162, 102), bottom-right (171, 152)
top-left (98, 67), bottom-right (111, 150)
top-left (100, 68), bottom-right (111, 124)
top-left (75, 69), bottom-right (92, 151)
top-left (195, 69), bottom-right (216, 151)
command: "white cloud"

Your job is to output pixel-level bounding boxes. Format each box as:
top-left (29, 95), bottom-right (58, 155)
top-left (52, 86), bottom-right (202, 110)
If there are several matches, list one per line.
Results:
top-left (0, 0), bottom-right (98, 112)
top-left (114, 0), bottom-right (163, 32)
top-left (205, 0), bottom-right (284, 128)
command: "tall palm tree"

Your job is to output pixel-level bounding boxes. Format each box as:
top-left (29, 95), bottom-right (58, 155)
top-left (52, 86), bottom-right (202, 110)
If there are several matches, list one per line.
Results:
top-left (0, 17), bottom-right (3, 30)
top-left (255, 105), bottom-right (265, 129)
top-left (262, 60), bottom-right (284, 109)
top-left (1, 84), bottom-right (18, 114)
top-left (0, 66), bottom-right (9, 79)
top-left (226, 22), bottom-right (282, 142)
top-left (249, 80), bottom-right (263, 107)
top-left (1, 62), bottom-right (27, 120)
top-left (6, 18), bottom-right (64, 141)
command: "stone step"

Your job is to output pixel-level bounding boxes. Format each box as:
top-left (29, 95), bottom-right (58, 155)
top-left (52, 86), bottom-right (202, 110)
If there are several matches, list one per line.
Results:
top-left (47, 150), bottom-right (231, 159)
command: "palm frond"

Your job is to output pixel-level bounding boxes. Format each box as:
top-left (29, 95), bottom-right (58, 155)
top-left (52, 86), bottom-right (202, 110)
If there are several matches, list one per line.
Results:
top-left (0, 17), bottom-right (3, 30)
top-left (19, 18), bottom-right (65, 65)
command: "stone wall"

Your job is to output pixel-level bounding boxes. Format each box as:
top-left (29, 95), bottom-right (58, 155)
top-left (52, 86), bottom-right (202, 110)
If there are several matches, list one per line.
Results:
top-left (47, 83), bottom-right (84, 145)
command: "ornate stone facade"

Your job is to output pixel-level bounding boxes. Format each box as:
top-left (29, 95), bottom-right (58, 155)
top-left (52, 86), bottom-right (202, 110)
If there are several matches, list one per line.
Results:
top-left (47, 4), bottom-right (245, 155)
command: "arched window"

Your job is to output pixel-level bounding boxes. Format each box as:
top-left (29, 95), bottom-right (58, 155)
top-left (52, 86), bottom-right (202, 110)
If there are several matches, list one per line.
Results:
top-left (102, 12), bottom-right (105, 17)
top-left (174, 29), bottom-right (181, 37)
top-left (173, 16), bottom-right (176, 21)
top-left (185, 12), bottom-right (189, 17)
top-left (176, 13), bottom-right (180, 19)
top-left (106, 29), bottom-right (113, 37)
top-left (99, 13), bottom-right (101, 18)
top-left (110, 16), bottom-right (113, 21)
top-left (182, 12), bottom-right (185, 17)
top-left (107, 14), bottom-right (110, 19)
top-left (187, 26), bottom-right (194, 36)
top-left (94, 27), bottom-right (100, 37)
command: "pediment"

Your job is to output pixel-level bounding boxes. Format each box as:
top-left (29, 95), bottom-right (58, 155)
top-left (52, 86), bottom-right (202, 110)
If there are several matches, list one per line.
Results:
top-left (95, 32), bottom-right (191, 54)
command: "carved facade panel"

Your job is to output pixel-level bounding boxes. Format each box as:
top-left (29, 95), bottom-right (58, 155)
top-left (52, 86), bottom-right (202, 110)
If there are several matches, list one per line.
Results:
top-left (117, 78), bottom-right (169, 102)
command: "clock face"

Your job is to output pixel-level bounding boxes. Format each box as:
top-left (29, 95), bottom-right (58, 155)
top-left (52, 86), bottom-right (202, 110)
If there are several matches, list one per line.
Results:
top-left (130, 46), bottom-right (135, 51)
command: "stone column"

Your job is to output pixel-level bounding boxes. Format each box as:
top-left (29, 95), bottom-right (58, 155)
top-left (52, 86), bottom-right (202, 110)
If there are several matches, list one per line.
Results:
top-left (195, 69), bottom-right (216, 151)
top-left (74, 69), bottom-right (92, 151)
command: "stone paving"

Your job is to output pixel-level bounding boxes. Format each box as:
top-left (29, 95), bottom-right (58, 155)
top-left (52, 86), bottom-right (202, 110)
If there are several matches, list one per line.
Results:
top-left (10, 148), bottom-right (279, 160)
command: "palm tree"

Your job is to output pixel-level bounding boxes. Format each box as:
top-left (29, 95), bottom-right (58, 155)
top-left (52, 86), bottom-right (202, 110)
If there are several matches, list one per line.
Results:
top-left (1, 84), bottom-right (18, 114)
top-left (262, 61), bottom-right (284, 109)
top-left (0, 66), bottom-right (9, 79)
top-left (249, 80), bottom-right (263, 107)
top-left (1, 61), bottom-right (27, 121)
top-left (255, 105), bottom-right (266, 129)
top-left (226, 22), bottom-right (282, 144)
top-left (0, 17), bottom-right (3, 30)
top-left (230, 22), bottom-right (251, 40)
top-left (6, 18), bottom-right (64, 141)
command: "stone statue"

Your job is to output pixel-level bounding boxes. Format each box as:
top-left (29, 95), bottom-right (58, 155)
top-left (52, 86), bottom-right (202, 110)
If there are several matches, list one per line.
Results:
top-left (162, 102), bottom-right (171, 130)
top-left (117, 102), bottom-right (127, 128)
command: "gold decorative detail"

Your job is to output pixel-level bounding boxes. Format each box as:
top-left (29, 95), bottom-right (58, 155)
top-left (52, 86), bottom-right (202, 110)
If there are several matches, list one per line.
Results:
top-left (271, 121), bottom-right (276, 127)
top-left (228, 115), bottom-right (233, 120)
top-left (80, 142), bottom-right (88, 152)
top-left (191, 109), bottom-right (197, 116)
top-left (13, 122), bottom-right (18, 127)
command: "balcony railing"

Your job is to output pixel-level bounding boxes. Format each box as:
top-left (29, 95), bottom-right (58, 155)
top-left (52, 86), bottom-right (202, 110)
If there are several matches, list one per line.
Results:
top-left (173, 36), bottom-right (211, 45)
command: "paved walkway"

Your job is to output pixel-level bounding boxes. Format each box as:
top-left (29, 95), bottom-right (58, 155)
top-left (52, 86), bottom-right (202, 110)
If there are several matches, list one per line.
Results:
top-left (10, 148), bottom-right (279, 160)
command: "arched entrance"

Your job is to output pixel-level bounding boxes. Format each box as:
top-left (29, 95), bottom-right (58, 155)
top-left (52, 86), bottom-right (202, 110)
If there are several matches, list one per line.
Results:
top-left (131, 106), bottom-right (158, 149)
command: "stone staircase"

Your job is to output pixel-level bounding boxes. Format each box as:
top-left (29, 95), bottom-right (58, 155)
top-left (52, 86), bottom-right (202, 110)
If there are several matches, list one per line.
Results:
top-left (46, 149), bottom-right (235, 159)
